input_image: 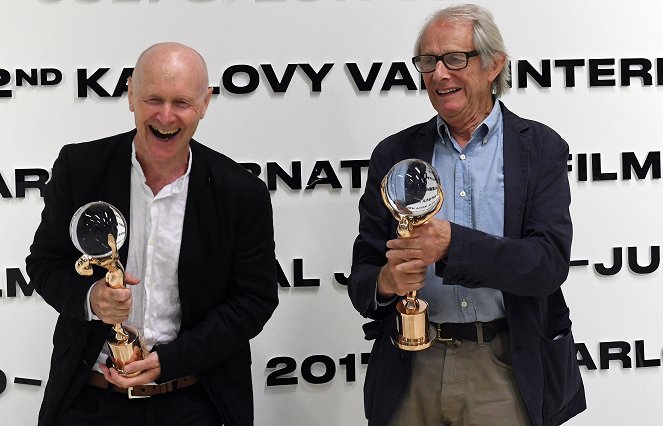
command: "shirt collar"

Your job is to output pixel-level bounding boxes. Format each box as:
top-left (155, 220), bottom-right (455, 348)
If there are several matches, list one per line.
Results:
top-left (436, 100), bottom-right (502, 146)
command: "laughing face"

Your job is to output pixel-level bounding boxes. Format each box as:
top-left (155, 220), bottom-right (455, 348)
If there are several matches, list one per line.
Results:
top-left (128, 45), bottom-right (212, 171)
top-left (419, 20), bottom-right (503, 128)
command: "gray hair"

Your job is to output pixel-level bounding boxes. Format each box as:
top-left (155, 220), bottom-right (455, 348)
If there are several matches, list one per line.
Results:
top-left (414, 4), bottom-right (509, 97)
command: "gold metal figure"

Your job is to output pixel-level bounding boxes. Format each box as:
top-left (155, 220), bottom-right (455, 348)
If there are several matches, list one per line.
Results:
top-left (75, 233), bottom-right (145, 376)
top-left (380, 160), bottom-right (443, 351)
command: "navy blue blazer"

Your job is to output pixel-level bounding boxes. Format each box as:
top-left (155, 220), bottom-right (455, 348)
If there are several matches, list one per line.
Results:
top-left (348, 103), bottom-right (586, 426)
top-left (27, 130), bottom-right (279, 426)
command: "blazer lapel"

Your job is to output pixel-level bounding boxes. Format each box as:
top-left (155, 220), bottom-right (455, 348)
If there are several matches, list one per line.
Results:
top-left (500, 103), bottom-right (530, 239)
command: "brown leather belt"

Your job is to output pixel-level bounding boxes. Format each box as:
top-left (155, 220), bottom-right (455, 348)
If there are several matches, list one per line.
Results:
top-left (87, 371), bottom-right (199, 399)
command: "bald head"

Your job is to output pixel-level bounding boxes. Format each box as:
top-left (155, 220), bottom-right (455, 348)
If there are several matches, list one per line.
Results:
top-left (131, 42), bottom-right (209, 99)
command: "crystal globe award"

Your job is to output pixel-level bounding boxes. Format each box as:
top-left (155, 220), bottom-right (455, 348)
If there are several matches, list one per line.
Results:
top-left (381, 159), bottom-right (443, 351)
top-left (70, 201), bottom-right (144, 376)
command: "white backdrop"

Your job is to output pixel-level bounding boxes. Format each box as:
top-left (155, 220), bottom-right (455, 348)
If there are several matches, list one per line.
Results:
top-left (1, 0), bottom-right (663, 424)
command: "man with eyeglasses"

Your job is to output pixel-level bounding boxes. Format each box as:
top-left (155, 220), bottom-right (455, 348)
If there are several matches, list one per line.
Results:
top-left (348, 4), bottom-right (585, 426)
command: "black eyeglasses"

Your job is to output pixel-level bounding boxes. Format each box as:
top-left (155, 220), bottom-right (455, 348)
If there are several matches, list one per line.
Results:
top-left (412, 51), bottom-right (479, 73)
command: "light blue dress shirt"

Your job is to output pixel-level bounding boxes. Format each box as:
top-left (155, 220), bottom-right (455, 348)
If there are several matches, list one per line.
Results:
top-left (418, 101), bottom-right (506, 323)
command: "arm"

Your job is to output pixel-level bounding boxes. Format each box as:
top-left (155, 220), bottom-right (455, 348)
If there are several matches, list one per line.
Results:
top-left (348, 144), bottom-right (401, 320)
top-left (26, 146), bottom-right (102, 320)
top-left (441, 133), bottom-right (572, 297)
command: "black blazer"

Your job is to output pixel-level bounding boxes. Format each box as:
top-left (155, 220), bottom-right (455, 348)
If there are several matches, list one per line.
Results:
top-left (348, 103), bottom-right (586, 426)
top-left (26, 130), bottom-right (279, 426)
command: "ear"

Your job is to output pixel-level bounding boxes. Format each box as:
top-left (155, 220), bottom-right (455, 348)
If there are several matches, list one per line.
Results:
top-left (199, 87), bottom-right (213, 119)
top-left (488, 53), bottom-right (506, 83)
top-left (127, 76), bottom-right (135, 113)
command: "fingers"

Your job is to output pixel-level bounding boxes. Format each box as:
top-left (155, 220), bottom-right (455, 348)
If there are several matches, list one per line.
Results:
top-left (377, 257), bottom-right (427, 297)
top-left (90, 279), bottom-right (133, 324)
top-left (99, 352), bottom-right (161, 388)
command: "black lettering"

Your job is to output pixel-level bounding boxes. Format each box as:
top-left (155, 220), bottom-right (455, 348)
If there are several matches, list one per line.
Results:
top-left (517, 60), bottom-right (551, 88)
top-left (111, 68), bottom-right (133, 97)
top-left (0, 68), bottom-right (12, 97)
top-left (15, 68), bottom-right (38, 86)
top-left (222, 65), bottom-right (260, 95)
top-left (345, 62), bottom-right (382, 92)
top-left (77, 68), bottom-right (112, 98)
top-left (267, 161), bottom-right (302, 191)
top-left (620, 58), bottom-right (653, 86)
top-left (576, 153), bottom-right (588, 181)
top-left (276, 260), bottom-right (291, 288)
top-left (15, 168), bottom-right (49, 198)
top-left (381, 62), bottom-right (417, 91)
top-left (658, 58), bottom-right (663, 85)
top-left (306, 161), bottom-right (342, 189)
top-left (600, 341), bottom-right (631, 369)
top-left (266, 356), bottom-right (298, 386)
top-left (0, 172), bottom-right (12, 198)
top-left (40, 68), bottom-right (63, 86)
top-left (588, 59), bottom-right (616, 87)
top-left (0, 369), bottom-right (6, 395)
top-left (622, 152), bottom-right (661, 180)
top-left (591, 153), bottom-right (618, 181)
top-left (340, 159), bottom-right (369, 188)
top-left (628, 246), bottom-right (660, 274)
top-left (554, 59), bottom-right (585, 87)
top-left (338, 353), bottom-right (356, 382)
top-left (261, 64), bottom-right (298, 93)
top-left (594, 247), bottom-right (622, 276)
top-left (334, 272), bottom-right (349, 286)
top-left (294, 258), bottom-right (319, 287)
top-left (298, 63), bottom-right (334, 93)
top-left (575, 343), bottom-right (597, 370)
top-left (7, 268), bottom-right (34, 297)
top-left (635, 340), bottom-right (660, 368)
top-left (301, 355), bottom-right (335, 385)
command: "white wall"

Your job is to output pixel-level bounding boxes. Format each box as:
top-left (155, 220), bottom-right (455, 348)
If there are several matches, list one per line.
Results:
top-left (1, 0), bottom-right (662, 424)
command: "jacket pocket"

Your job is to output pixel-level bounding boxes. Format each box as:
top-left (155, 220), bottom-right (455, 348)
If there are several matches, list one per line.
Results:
top-left (541, 308), bottom-right (582, 418)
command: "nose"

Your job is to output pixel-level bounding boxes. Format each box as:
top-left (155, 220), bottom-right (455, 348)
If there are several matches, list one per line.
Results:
top-left (156, 103), bottom-right (176, 124)
top-left (431, 60), bottom-right (452, 80)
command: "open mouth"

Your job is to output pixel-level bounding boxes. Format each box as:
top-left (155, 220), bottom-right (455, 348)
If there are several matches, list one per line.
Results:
top-left (436, 88), bottom-right (461, 96)
top-left (149, 125), bottom-right (181, 140)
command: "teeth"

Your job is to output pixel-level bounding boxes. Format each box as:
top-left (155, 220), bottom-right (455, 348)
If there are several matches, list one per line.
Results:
top-left (150, 125), bottom-right (179, 135)
top-left (437, 88), bottom-right (459, 95)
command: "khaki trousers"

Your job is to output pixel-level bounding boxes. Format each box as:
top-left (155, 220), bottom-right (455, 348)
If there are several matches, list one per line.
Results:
top-left (389, 328), bottom-right (530, 426)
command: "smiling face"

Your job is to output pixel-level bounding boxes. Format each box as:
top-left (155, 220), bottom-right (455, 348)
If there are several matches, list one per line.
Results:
top-left (420, 19), bottom-right (504, 128)
top-left (128, 44), bottom-right (212, 172)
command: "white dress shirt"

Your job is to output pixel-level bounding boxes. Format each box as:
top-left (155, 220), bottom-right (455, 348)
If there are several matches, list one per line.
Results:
top-left (88, 143), bottom-right (190, 373)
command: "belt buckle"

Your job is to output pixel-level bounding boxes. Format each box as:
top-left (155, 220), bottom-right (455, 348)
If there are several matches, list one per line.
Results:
top-left (435, 323), bottom-right (456, 343)
top-left (128, 386), bottom-right (150, 399)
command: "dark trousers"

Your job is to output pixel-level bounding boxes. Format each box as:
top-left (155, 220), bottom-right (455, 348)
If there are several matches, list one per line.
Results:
top-left (56, 383), bottom-right (222, 426)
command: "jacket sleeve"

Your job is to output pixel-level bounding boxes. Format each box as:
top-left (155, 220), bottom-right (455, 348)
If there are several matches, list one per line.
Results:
top-left (348, 142), bottom-right (400, 321)
top-left (439, 125), bottom-right (573, 297)
top-left (26, 145), bottom-right (102, 321)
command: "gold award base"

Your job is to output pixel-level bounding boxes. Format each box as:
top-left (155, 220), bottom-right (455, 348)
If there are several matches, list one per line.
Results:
top-left (391, 297), bottom-right (432, 351)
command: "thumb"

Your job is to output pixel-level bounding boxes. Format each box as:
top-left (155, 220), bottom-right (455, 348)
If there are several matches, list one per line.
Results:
top-left (124, 273), bottom-right (141, 286)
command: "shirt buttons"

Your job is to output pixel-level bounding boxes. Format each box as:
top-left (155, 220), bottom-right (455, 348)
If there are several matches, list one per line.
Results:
top-left (459, 154), bottom-right (466, 160)
top-left (459, 190), bottom-right (466, 197)
top-left (461, 301), bottom-right (468, 308)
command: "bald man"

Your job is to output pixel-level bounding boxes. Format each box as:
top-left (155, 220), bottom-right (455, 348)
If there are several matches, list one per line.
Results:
top-left (27, 42), bottom-right (278, 426)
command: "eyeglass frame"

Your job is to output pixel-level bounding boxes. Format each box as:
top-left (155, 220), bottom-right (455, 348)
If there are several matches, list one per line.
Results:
top-left (412, 51), bottom-right (479, 73)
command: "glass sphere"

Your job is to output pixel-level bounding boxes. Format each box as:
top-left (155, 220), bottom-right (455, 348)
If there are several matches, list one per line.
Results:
top-left (385, 159), bottom-right (441, 218)
top-left (69, 201), bottom-right (127, 257)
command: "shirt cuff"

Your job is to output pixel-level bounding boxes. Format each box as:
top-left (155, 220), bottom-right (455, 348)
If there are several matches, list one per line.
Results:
top-left (85, 284), bottom-right (101, 321)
